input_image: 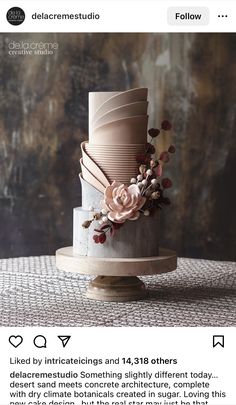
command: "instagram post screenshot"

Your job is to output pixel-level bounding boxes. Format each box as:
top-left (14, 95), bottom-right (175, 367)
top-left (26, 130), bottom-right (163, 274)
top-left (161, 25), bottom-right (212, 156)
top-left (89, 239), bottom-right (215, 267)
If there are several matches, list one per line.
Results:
top-left (0, 1), bottom-right (235, 405)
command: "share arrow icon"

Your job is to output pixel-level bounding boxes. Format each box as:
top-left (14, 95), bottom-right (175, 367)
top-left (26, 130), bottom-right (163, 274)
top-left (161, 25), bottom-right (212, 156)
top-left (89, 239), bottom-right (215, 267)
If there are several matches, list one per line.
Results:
top-left (58, 336), bottom-right (71, 348)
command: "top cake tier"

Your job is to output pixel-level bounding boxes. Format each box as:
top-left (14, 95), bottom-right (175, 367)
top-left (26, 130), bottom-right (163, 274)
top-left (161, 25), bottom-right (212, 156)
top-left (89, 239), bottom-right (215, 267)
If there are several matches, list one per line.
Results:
top-left (89, 88), bottom-right (148, 145)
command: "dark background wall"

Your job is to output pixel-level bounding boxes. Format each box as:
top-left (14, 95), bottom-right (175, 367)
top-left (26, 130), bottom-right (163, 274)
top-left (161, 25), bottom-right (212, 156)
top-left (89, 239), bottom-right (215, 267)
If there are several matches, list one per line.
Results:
top-left (0, 33), bottom-right (235, 260)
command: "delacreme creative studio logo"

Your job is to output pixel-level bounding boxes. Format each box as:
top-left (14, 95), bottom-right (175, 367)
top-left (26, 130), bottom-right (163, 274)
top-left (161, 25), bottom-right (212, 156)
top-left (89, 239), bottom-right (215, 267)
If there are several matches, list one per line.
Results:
top-left (7, 41), bottom-right (59, 56)
top-left (6, 7), bottom-right (25, 26)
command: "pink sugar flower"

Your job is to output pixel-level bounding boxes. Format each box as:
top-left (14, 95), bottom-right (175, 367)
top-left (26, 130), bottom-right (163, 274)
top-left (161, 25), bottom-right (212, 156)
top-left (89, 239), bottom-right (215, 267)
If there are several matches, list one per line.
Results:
top-left (102, 181), bottom-right (146, 223)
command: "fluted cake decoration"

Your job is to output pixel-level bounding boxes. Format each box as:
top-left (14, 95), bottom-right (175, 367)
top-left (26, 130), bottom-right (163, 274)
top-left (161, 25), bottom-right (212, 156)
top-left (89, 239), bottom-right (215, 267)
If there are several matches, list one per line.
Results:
top-left (74, 88), bottom-right (175, 258)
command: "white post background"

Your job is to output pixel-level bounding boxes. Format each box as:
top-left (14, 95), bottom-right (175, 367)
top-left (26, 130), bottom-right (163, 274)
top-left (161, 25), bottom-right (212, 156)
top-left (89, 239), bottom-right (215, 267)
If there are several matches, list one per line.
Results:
top-left (0, 327), bottom-right (235, 405)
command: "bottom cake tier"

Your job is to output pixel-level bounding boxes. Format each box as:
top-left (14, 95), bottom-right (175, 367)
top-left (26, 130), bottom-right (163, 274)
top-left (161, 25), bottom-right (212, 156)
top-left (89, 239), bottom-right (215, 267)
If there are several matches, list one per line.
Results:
top-left (73, 206), bottom-right (159, 258)
top-left (73, 176), bottom-right (159, 258)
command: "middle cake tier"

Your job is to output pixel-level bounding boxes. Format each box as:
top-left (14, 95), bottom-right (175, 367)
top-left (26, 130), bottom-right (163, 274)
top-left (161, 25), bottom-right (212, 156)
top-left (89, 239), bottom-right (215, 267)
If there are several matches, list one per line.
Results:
top-left (84, 143), bottom-right (146, 185)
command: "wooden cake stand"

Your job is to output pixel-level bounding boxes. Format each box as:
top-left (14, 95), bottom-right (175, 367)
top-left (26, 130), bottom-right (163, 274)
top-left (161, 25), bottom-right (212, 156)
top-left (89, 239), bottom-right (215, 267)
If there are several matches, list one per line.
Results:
top-left (56, 247), bottom-right (177, 302)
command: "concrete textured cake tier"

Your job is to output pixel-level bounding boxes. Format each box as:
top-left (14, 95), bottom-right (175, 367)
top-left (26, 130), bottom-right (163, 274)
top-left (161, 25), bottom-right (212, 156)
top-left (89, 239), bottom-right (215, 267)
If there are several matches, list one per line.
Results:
top-left (74, 178), bottom-right (159, 258)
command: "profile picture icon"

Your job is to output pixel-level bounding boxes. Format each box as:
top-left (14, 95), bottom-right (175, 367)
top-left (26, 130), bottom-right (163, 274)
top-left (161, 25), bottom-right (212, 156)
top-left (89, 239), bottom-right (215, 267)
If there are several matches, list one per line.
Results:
top-left (6, 7), bottom-right (25, 26)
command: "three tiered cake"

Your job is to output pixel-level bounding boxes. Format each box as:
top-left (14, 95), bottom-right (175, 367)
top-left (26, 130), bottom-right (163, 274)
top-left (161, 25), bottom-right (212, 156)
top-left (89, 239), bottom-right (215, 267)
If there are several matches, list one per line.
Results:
top-left (56, 88), bottom-right (177, 301)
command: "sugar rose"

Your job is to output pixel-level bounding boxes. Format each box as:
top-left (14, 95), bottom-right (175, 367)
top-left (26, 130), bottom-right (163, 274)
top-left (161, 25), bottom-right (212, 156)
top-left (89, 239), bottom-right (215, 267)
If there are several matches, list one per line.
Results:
top-left (102, 181), bottom-right (146, 223)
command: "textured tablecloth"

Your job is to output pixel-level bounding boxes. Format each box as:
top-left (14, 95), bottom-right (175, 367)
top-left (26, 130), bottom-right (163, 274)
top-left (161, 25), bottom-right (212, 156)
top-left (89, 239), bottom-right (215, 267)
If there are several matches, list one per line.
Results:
top-left (0, 255), bottom-right (235, 327)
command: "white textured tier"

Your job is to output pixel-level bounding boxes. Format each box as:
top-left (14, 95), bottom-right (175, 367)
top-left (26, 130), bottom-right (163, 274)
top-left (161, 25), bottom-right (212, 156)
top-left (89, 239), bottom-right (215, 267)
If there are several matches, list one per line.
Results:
top-left (80, 174), bottom-right (103, 211)
top-left (77, 177), bottom-right (160, 258)
top-left (73, 206), bottom-right (159, 258)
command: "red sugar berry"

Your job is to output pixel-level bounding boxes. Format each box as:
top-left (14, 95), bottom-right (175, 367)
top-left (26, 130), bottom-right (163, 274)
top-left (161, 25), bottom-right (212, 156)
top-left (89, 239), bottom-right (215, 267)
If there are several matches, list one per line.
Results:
top-left (93, 234), bottom-right (99, 243)
top-left (162, 178), bottom-right (172, 188)
top-left (98, 233), bottom-right (106, 244)
top-left (146, 143), bottom-right (156, 155)
top-left (161, 120), bottom-right (172, 131)
top-left (168, 145), bottom-right (176, 154)
top-left (160, 151), bottom-right (170, 163)
top-left (148, 128), bottom-right (160, 138)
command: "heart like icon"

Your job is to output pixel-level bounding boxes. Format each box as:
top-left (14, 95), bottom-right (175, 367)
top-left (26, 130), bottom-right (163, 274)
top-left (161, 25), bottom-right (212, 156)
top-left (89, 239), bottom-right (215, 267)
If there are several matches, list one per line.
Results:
top-left (9, 335), bottom-right (23, 348)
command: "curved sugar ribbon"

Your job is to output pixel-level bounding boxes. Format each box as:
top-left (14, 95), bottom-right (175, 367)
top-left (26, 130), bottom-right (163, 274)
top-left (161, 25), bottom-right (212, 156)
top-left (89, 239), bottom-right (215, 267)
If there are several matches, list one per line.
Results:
top-left (80, 159), bottom-right (106, 194)
top-left (91, 88), bottom-right (148, 124)
top-left (92, 101), bottom-right (148, 131)
top-left (90, 115), bottom-right (148, 145)
top-left (80, 141), bottom-right (110, 193)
